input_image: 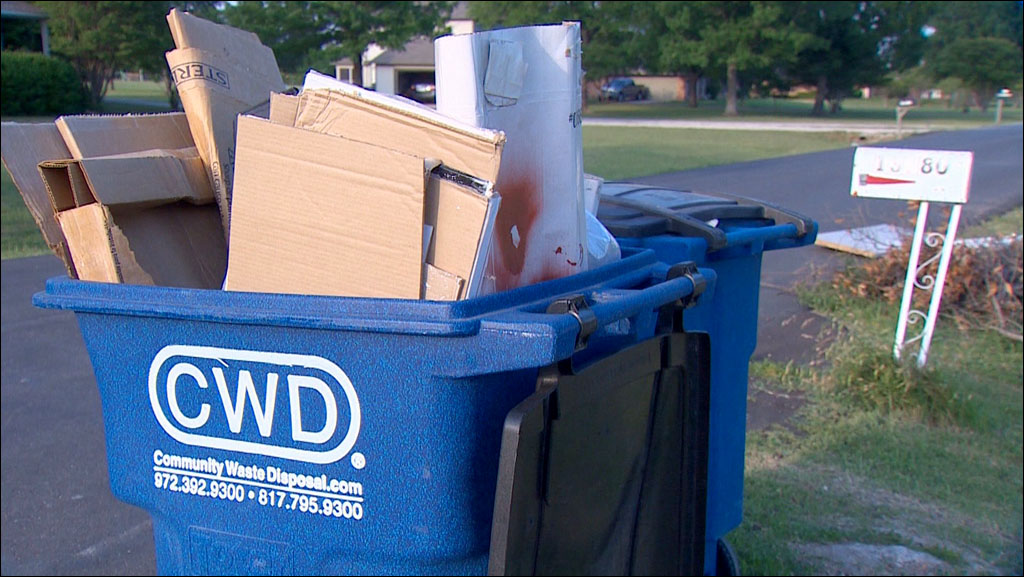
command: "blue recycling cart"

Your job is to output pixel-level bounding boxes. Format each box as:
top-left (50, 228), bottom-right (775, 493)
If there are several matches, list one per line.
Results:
top-left (597, 183), bottom-right (818, 576)
top-left (35, 247), bottom-right (717, 575)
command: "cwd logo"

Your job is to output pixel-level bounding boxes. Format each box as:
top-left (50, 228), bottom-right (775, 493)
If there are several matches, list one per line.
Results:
top-left (149, 345), bottom-right (361, 464)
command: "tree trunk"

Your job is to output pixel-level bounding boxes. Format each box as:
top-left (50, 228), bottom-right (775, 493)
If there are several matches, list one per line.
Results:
top-left (724, 62), bottom-right (738, 116)
top-left (685, 72), bottom-right (699, 108)
top-left (164, 70), bottom-right (179, 110)
top-left (811, 74), bottom-right (827, 116)
top-left (86, 65), bottom-right (107, 109)
top-left (352, 52), bottom-right (364, 87)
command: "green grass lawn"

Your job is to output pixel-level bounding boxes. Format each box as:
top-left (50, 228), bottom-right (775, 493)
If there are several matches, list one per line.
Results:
top-left (106, 78), bottom-right (169, 100)
top-left (585, 96), bottom-right (1023, 127)
top-left (1, 168), bottom-right (48, 259)
top-left (734, 204), bottom-right (1024, 575)
top-left (583, 126), bottom-right (856, 180)
top-left (101, 79), bottom-right (174, 113)
top-left (737, 278), bottom-right (1023, 575)
top-left (963, 206), bottom-right (1024, 238)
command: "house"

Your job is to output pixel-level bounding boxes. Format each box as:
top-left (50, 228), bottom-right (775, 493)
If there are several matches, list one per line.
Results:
top-left (334, 2), bottom-right (473, 100)
top-left (0, 0), bottom-right (50, 55)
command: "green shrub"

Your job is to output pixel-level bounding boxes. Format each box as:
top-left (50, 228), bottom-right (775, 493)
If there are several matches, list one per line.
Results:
top-left (1, 51), bottom-right (87, 116)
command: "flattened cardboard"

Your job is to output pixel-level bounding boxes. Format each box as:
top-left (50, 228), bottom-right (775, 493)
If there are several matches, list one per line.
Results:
top-left (425, 166), bottom-right (498, 299)
top-left (56, 204), bottom-right (131, 284)
top-left (274, 87), bottom-right (501, 298)
top-left (298, 71), bottom-right (505, 182)
top-left (109, 202), bottom-right (226, 288)
top-left (167, 7), bottom-right (268, 58)
top-left (56, 113), bottom-right (194, 159)
top-left (224, 116), bottom-right (425, 299)
top-left (166, 8), bottom-right (286, 238)
top-left (0, 122), bottom-right (75, 273)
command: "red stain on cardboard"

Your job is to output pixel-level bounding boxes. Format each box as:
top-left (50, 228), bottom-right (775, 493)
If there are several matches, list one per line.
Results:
top-left (566, 243), bottom-right (582, 267)
top-left (493, 171), bottom-right (539, 290)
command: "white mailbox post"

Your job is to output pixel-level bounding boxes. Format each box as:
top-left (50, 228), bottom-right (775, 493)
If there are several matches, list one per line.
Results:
top-left (995, 88), bottom-right (1013, 124)
top-left (895, 99), bottom-right (916, 139)
top-left (850, 147), bottom-right (974, 367)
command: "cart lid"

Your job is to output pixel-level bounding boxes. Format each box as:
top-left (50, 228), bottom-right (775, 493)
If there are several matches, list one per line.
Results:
top-left (597, 182), bottom-right (815, 252)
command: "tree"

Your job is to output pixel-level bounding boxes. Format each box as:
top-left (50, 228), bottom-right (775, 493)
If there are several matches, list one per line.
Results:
top-left (468, 1), bottom-right (641, 94)
top-left (932, 37), bottom-right (1022, 111)
top-left (922, 1), bottom-right (1023, 110)
top-left (780, 1), bottom-right (892, 115)
top-left (699, 2), bottom-right (816, 116)
top-left (651, 2), bottom-right (711, 108)
top-left (864, 1), bottom-right (934, 74)
top-left (314, 1), bottom-right (454, 85)
top-left (923, 1), bottom-right (1023, 54)
top-left (43, 1), bottom-right (175, 107)
top-left (222, 1), bottom-right (322, 74)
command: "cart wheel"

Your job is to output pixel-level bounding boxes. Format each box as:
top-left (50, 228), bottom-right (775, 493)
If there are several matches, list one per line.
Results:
top-left (716, 538), bottom-right (741, 576)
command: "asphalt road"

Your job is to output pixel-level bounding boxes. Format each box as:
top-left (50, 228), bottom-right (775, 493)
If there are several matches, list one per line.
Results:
top-left (1, 123), bottom-right (1020, 576)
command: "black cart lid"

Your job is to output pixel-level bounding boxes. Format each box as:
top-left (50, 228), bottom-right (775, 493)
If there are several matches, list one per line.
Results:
top-left (597, 182), bottom-right (814, 251)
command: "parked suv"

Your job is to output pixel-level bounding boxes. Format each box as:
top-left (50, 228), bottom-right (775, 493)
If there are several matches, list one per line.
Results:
top-left (599, 77), bottom-right (650, 102)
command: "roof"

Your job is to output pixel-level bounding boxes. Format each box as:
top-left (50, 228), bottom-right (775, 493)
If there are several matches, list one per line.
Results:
top-left (369, 37), bottom-right (435, 67)
top-left (1, 1), bottom-right (47, 19)
top-left (451, 1), bottom-right (470, 20)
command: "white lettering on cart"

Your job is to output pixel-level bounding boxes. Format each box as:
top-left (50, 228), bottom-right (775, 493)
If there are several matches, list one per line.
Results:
top-left (150, 449), bottom-right (366, 521)
top-left (149, 345), bottom-right (361, 465)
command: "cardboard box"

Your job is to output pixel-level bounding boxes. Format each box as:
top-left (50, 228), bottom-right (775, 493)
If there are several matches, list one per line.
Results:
top-left (435, 23), bottom-right (588, 294)
top-left (224, 115), bottom-right (427, 299)
top-left (423, 164), bottom-right (497, 299)
top-left (1, 114), bottom-right (227, 288)
top-left (55, 202), bottom-right (226, 287)
top-left (165, 8), bottom-right (286, 238)
top-left (38, 148), bottom-right (214, 209)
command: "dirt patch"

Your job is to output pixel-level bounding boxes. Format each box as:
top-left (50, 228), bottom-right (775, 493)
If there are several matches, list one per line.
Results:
top-left (794, 542), bottom-right (950, 576)
top-left (785, 465), bottom-right (1017, 575)
top-left (746, 385), bottom-right (807, 433)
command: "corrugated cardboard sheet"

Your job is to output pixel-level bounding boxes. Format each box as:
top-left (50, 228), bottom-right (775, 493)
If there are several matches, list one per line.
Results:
top-left (223, 80), bottom-right (503, 300)
top-left (224, 115), bottom-right (426, 299)
top-left (272, 77), bottom-right (504, 299)
top-left (0, 122), bottom-right (75, 274)
top-left (166, 7), bottom-right (286, 238)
